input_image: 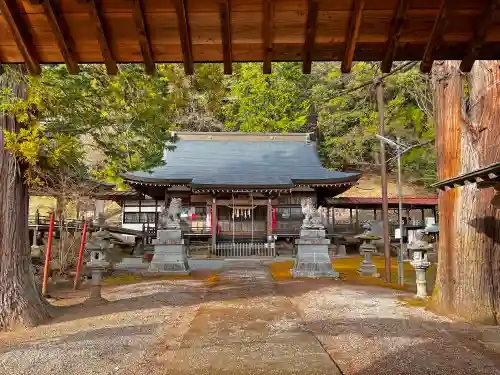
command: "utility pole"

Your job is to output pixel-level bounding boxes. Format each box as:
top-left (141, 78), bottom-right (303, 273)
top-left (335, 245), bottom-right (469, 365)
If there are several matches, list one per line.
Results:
top-left (377, 134), bottom-right (429, 286)
top-left (375, 78), bottom-right (391, 283)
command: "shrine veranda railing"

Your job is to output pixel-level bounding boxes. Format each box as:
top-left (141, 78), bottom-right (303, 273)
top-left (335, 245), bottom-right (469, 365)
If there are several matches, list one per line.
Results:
top-left (208, 242), bottom-right (276, 258)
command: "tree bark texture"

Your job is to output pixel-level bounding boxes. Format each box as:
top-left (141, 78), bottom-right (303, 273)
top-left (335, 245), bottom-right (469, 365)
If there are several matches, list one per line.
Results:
top-left (433, 60), bottom-right (500, 324)
top-left (0, 71), bottom-right (51, 330)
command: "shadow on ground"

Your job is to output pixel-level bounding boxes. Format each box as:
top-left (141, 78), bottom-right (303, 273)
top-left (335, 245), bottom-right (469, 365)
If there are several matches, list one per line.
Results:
top-left (301, 317), bottom-right (500, 375)
top-left (3, 272), bottom-right (500, 375)
top-left (49, 278), bottom-right (337, 324)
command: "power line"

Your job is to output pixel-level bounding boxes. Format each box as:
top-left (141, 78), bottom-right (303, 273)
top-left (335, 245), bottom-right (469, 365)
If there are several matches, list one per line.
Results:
top-left (331, 61), bottom-right (418, 98)
top-left (386, 138), bottom-right (435, 164)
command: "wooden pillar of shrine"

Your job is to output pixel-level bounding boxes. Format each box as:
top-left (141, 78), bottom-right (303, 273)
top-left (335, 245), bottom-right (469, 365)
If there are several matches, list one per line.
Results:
top-left (211, 197), bottom-right (217, 251)
top-left (355, 206), bottom-right (359, 231)
top-left (349, 208), bottom-right (353, 230)
top-left (331, 207), bottom-right (336, 231)
top-left (266, 198), bottom-right (272, 239)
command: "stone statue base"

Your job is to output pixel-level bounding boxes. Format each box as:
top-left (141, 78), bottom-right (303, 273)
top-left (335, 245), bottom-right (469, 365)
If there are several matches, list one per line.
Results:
top-left (291, 228), bottom-right (339, 279)
top-left (358, 242), bottom-right (378, 277)
top-left (115, 256), bottom-right (149, 271)
top-left (148, 229), bottom-right (190, 274)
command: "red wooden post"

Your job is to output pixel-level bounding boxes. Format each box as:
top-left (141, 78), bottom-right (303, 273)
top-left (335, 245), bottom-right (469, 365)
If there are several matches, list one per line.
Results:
top-left (73, 222), bottom-right (88, 290)
top-left (41, 213), bottom-right (55, 296)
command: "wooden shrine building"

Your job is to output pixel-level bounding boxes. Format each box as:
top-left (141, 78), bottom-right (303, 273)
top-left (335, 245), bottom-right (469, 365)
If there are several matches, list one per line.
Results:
top-left (120, 131), bottom-right (360, 254)
top-left (431, 161), bottom-right (500, 208)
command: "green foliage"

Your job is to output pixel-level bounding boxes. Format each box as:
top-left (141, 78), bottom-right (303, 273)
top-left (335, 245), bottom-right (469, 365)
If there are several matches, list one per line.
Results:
top-left (311, 62), bottom-right (436, 183)
top-left (1, 68), bottom-right (85, 187)
top-left (1, 61), bottom-right (437, 191)
top-left (2, 64), bottom-right (189, 189)
top-left (27, 65), bottom-right (179, 183)
top-left (221, 63), bottom-right (312, 132)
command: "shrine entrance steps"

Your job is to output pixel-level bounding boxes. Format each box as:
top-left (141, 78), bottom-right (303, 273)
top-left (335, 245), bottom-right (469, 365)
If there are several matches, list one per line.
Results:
top-left (146, 263), bottom-right (342, 375)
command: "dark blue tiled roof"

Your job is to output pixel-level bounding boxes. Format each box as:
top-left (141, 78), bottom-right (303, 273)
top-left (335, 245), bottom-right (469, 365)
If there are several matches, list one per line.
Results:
top-left (123, 138), bottom-right (359, 187)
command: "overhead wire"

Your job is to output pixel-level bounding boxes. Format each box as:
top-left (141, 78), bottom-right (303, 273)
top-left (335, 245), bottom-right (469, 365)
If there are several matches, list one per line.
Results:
top-left (331, 61), bottom-right (418, 99)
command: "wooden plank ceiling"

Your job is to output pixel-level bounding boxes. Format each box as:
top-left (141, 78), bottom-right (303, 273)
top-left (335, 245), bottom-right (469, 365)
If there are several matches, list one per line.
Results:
top-left (1, 0), bottom-right (500, 75)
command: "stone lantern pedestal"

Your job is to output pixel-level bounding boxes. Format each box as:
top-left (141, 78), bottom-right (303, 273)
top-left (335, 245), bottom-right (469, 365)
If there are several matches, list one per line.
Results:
top-left (355, 224), bottom-right (380, 277)
top-left (409, 231), bottom-right (432, 298)
top-left (357, 240), bottom-right (378, 277)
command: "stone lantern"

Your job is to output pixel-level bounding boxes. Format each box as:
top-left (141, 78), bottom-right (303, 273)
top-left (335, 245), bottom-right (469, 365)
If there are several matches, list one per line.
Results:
top-left (85, 230), bottom-right (112, 299)
top-left (409, 230), bottom-right (432, 298)
top-left (355, 223), bottom-right (381, 277)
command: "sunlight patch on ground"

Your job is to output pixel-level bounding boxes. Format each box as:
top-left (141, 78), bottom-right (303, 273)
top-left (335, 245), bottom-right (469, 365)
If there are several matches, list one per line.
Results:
top-left (102, 270), bottom-right (218, 286)
top-left (397, 296), bottom-right (429, 308)
top-left (269, 256), bottom-right (436, 293)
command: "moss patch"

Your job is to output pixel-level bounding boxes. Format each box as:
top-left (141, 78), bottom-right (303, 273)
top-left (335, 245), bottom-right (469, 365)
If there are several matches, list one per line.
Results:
top-left (269, 261), bottom-right (294, 281)
top-left (397, 296), bottom-right (429, 308)
top-left (269, 256), bottom-right (436, 293)
top-left (206, 275), bottom-right (222, 286)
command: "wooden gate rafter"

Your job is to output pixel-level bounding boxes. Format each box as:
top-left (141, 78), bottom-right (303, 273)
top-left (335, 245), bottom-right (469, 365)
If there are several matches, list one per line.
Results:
top-left (1, 0), bottom-right (500, 75)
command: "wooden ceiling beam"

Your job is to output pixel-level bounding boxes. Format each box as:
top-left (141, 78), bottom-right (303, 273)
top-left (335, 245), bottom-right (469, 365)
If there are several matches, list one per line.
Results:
top-left (380, 0), bottom-right (409, 74)
top-left (132, 0), bottom-right (155, 75)
top-left (174, 0), bottom-right (194, 75)
top-left (341, 0), bottom-right (365, 74)
top-left (219, 0), bottom-right (232, 75)
top-left (302, 0), bottom-right (319, 74)
top-left (262, 0), bottom-right (274, 74)
top-left (85, 0), bottom-right (118, 75)
top-left (460, 0), bottom-right (500, 72)
top-left (420, 0), bottom-right (453, 73)
top-left (42, 0), bottom-right (79, 74)
top-left (0, 0), bottom-right (41, 75)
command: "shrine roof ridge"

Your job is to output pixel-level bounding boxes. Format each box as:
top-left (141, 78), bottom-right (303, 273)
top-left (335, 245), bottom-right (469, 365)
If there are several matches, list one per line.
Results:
top-left (171, 131), bottom-right (314, 142)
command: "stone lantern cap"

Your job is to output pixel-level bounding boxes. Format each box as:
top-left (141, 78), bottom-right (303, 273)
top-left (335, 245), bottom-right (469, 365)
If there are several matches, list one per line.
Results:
top-left (356, 233), bottom-right (382, 241)
top-left (86, 230), bottom-right (113, 251)
top-left (354, 222), bottom-right (381, 241)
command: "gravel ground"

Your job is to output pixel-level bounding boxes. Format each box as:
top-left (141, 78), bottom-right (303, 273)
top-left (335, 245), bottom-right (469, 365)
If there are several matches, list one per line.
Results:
top-left (284, 282), bottom-right (500, 375)
top-left (124, 261), bottom-right (341, 375)
top-left (1, 265), bottom-right (499, 375)
top-left (0, 280), bottom-right (208, 375)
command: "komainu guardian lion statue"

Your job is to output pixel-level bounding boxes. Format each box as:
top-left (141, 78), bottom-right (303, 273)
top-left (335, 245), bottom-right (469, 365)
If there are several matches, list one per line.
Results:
top-left (167, 198), bottom-right (182, 228)
top-left (158, 198), bottom-right (182, 229)
top-left (300, 197), bottom-right (323, 228)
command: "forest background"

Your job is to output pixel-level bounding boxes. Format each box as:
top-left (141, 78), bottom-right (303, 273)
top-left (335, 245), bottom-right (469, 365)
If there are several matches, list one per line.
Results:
top-left (1, 61), bottom-right (435, 195)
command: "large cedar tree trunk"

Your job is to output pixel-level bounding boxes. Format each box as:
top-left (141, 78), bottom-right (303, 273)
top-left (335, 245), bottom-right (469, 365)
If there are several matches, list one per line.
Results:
top-left (433, 60), bottom-right (500, 324)
top-left (0, 71), bottom-right (51, 330)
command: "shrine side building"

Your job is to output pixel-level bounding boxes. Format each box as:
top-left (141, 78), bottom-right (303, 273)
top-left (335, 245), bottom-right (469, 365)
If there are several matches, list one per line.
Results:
top-left (119, 132), bottom-right (360, 254)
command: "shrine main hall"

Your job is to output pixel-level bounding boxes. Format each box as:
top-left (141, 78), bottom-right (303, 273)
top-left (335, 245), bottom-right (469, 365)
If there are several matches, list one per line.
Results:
top-left (119, 131), bottom-right (361, 256)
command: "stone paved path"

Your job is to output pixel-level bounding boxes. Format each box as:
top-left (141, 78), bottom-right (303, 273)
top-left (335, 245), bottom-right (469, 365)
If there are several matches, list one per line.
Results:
top-left (130, 261), bottom-right (341, 375)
